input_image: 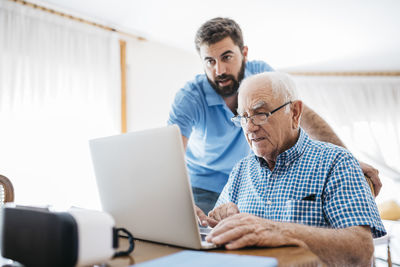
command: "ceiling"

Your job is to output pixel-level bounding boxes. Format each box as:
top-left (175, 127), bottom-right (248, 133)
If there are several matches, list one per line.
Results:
top-left (33, 0), bottom-right (400, 71)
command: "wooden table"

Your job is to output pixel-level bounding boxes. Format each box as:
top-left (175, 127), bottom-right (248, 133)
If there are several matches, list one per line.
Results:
top-left (107, 239), bottom-right (323, 267)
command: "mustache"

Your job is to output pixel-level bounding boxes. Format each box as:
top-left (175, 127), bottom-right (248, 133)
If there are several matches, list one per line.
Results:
top-left (215, 74), bottom-right (235, 82)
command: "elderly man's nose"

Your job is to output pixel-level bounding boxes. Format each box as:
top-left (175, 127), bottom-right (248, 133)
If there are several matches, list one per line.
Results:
top-left (243, 118), bottom-right (259, 131)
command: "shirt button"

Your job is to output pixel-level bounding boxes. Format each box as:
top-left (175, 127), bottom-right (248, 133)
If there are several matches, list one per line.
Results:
top-left (266, 200), bottom-right (272, 205)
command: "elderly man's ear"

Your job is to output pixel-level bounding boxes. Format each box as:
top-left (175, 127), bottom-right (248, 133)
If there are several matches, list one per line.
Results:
top-left (291, 100), bottom-right (303, 129)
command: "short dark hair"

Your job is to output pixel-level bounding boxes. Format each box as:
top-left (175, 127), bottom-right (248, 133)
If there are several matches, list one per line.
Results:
top-left (194, 17), bottom-right (244, 53)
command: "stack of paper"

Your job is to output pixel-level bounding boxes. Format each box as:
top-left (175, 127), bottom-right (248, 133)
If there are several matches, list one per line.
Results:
top-left (134, 251), bottom-right (278, 267)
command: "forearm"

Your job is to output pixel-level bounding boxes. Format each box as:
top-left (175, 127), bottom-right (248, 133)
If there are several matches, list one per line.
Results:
top-left (280, 223), bottom-right (374, 266)
top-left (208, 214), bottom-right (374, 266)
top-left (181, 135), bottom-right (188, 150)
top-left (300, 104), bottom-right (346, 148)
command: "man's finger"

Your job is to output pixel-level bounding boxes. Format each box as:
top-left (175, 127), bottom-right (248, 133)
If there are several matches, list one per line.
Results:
top-left (370, 173), bottom-right (382, 196)
top-left (364, 167), bottom-right (381, 196)
top-left (226, 204), bottom-right (239, 216)
top-left (206, 217), bottom-right (219, 228)
top-left (209, 208), bottom-right (222, 222)
top-left (198, 218), bottom-right (208, 227)
top-left (211, 213), bottom-right (248, 233)
top-left (359, 161), bottom-right (382, 196)
top-left (225, 233), bottom-right (257, 250)
top-left (207, 217), bottom-right (238, 239)
top-left (208, 224), bottom-right (251, 245)
top-left (195, 206), bottom-right (209, 226)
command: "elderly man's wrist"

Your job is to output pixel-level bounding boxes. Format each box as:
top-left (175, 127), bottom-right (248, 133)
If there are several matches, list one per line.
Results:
top-left (267, 221), bottom-right (307, 248)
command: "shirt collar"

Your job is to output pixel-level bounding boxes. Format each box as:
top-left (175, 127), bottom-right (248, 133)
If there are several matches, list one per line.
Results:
top-left (278, 127), bottom-right (308, 163)
top-left (204, 62), bottom-right (252, 107)
top-left (255, 156), bottom-right (269, 168)
top-left (255, 127), bottom-right (309, 168)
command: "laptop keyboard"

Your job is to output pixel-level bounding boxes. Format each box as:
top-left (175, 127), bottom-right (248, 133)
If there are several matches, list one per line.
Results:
top-left (199, 227), bottom-right (212, 242)
top-left (199, 227), bottom-right (212, 235)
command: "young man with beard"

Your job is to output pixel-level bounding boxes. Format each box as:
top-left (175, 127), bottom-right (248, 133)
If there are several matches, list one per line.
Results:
top-left (167, 17), bottom-right (381, 215)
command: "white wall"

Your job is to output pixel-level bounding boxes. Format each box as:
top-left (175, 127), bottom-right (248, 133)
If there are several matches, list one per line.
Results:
top-left (38, 0), bottom-right (400, 72)
top-left (125, 38), bottom-right (202, 132)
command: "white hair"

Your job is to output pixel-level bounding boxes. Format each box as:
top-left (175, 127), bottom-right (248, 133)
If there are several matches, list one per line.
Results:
top-left (268, 72), bottom-right (299, 108)
top-left (238, 71), bottom-right (300, 113)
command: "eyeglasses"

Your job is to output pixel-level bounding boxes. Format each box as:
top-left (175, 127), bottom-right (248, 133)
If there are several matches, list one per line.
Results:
top-left (231, 101), bottom-right (292, 128)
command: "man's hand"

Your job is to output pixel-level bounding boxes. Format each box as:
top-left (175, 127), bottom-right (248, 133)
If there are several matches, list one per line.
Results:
top-left (195, 205), bottom-right (218, 227)
top-left (207, 214), bottom-right (374, 266)
top-left (208, 202), bottom-right (240, 227)
top-left (359, 161), bottom-right (382, 196)
top-left (206, 213), bottom-right (299, 249)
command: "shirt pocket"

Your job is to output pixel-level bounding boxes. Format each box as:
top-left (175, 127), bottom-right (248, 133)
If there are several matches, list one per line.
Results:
top-left (283, 199), bottom-right (326, 226)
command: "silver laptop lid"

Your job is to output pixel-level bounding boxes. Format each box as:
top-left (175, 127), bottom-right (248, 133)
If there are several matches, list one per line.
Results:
top-left (89, 125), bottom-right (204, 249)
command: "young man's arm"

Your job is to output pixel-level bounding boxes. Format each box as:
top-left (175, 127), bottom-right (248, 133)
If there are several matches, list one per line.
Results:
top-left (207, 214), bottom-right (374, 267)
top-left (301, 104), bottom-right (345, 146)
top-left (182, 135), bottom-right (221, 226)
top-left (181, 135), bottom-right (188, 150)
top-left (301, 104), bottom-right (382, 195)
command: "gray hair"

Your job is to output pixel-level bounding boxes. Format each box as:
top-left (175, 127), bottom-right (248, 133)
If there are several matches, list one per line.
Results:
top-left (241, 72), bottom-right (299, 113)
top-left (269, 72), bottom-right (299, 107)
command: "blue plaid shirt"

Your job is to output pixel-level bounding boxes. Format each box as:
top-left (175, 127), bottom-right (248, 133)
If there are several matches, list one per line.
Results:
top-left (216, 128), bottom-right (386, 238)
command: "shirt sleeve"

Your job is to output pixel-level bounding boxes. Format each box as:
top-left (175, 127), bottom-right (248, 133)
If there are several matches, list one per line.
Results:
top-left (214, 161), bottom-right (242, 208)
top-left (251, 60), bottom-right (274, 73)
top-left (167, 86), bottom-right (200, 139)
top-left (322, 151), bottom-right (386, 238)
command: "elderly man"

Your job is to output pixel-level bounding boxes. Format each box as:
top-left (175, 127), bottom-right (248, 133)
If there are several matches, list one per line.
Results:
top-left (205, 72), bottom-right (386, 266)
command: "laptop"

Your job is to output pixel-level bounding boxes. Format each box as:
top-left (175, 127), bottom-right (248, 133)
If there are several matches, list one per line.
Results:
top-left (89, 125), bottom-right (216, 249)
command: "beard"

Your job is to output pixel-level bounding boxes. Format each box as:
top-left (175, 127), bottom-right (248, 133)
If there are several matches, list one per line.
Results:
top-left (207, 60), bottom-right (246, 98)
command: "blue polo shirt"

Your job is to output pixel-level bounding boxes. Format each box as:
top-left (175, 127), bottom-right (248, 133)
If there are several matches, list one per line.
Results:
top-left (168, 60), bottom-right (273, 193)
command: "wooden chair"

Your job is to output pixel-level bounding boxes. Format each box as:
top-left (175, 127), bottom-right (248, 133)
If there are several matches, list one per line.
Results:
top-left (0, 174), bottom-right (14, 204)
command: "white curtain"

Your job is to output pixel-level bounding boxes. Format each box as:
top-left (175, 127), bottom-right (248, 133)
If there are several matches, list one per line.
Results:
top-left (0, 0), bottom-right (121, 209)
top-left (294, 76), bottom-right (400, 203)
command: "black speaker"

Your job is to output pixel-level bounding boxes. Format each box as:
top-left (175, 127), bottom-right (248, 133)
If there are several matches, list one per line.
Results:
top-left (1, 205), bottom-right (134, 267)
top-left (1, 206), bottom-right (78, 267)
